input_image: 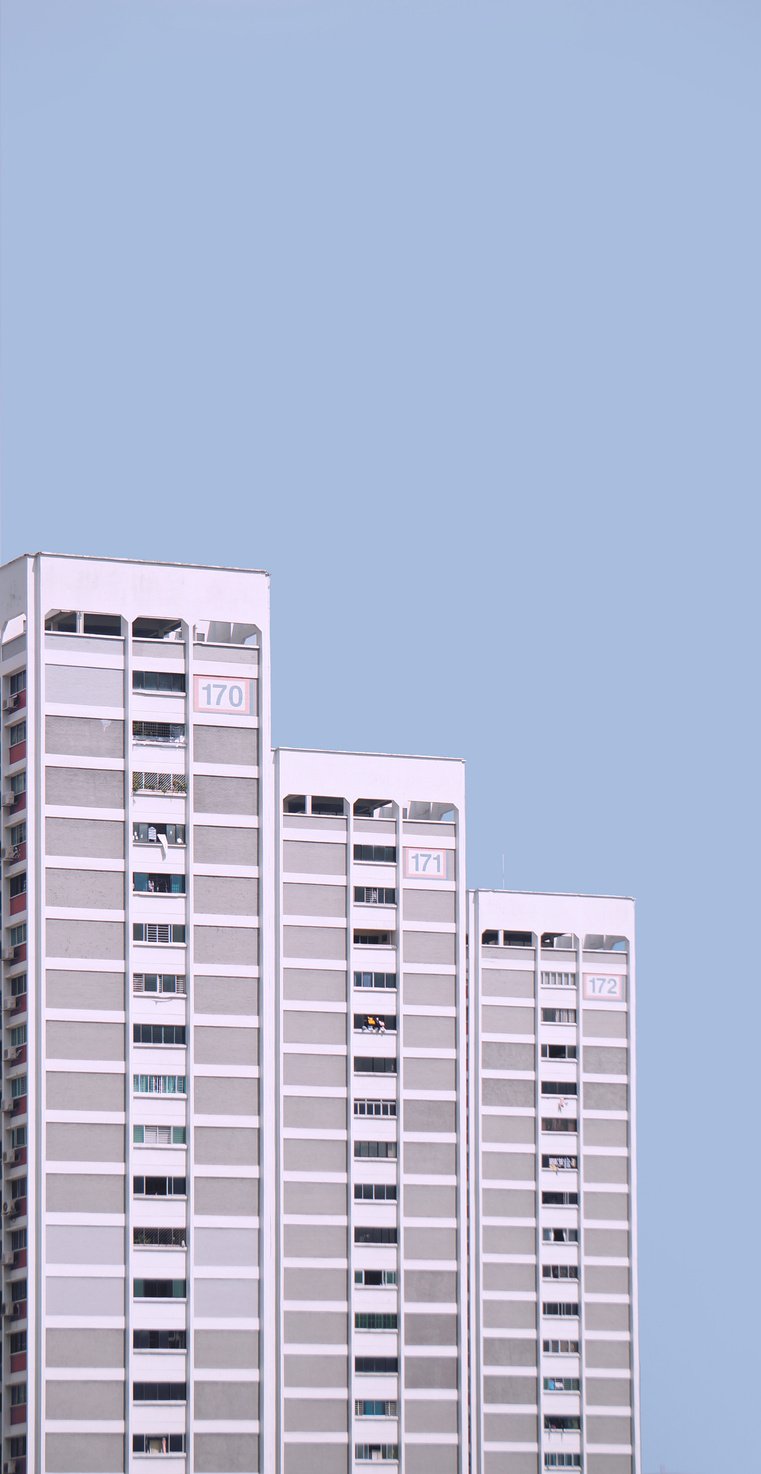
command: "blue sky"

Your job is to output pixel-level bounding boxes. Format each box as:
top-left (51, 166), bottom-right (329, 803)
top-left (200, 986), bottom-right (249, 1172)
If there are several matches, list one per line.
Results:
top-left (2, 3), bottom-right (759, 1468)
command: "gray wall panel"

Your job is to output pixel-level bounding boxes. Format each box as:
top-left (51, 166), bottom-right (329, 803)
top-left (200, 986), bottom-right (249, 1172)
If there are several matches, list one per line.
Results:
top-left (46, 765), bottom-right (123, 808)
top-left (47, 817), bottom-right (124, 859)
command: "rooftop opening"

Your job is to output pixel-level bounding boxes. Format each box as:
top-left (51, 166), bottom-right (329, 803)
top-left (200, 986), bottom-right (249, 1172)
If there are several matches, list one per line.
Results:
top-left (194, 620), bottom-right (258, 647)
top-left (354, 798), bottom-right (394, 818)
top-left (283, 794), bottom-right (307, 815)
top-left (584, 934), bottom-right (629, 953)
top-left (504, 930), bottom-right (533, 948)
top-left (46, 610), bottom-right (122, 636)
top-left (132, 617), bottom-right (183, 642)
top-left (83, 613), bottom-right (122, 637)
top-left (311, 796), bottom-right (345, 817)
top-left (405, 800), bottom-right (456, 822)
top-left (541, 933), bottom-right (575, 950)
top-left (45, 610), bottom-right (77, 633)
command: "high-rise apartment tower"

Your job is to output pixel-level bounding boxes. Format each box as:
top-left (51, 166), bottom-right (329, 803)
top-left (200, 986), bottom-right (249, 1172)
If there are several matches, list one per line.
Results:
top-left (0, 553), bottom-right (640, 1474)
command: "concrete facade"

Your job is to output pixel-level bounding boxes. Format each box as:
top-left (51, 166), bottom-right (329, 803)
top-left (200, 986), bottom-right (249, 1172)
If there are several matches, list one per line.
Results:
top-left (0, 553), bottom-right (639, 1474)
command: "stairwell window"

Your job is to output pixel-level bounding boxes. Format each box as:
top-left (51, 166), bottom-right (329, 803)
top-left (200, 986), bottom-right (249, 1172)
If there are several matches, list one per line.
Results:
top-left (133, 924), bottom-right (186, 945)
top-left (133, 824), bottom-right (186, 847)
top-left (544, 1458), bottom-right (582, 1471)
top-left (542, 1008), bottom-right (577, 1024)
top-left (133, 1329), bottom-right (187, 1351)
top-left (354, 1227), bottom-right (398, 1245)
top-left (355, 1058), bottom-right (397, 1075)
top-left (543, 1302), bottom-right (579, 1318)
top-left (132, 671), bottom-right (186, 694)
top-left (133, 1228), bottom-right (187, 1248)
top-left (355, 1014), bottom-right (396, 1034)
top-left (134, 974), bottom-right (186, 995)
top-left (133, 873), bottom-right (186, 895)
top-left (355, 1446), bottom-right (399, 1464)
top-left (354, 1270), bottom-right (397, 1287)
top-left (541, 972), bottom-right (576, 989)
top-left (133, 1176), bottom-right (187, 1198)
top-left (354, 972), bottom-right (397, 991)
top-left (355, 1312), bottom-right (398, 1331)
top-left (354, 1142), bottom-right (397, 1159)
top-left (542, 1118), bottom-right (577, 1134)
top-left (133, 1279), bottom-right (187, 1300)
top-left (354, 1184), bottom-right (397, 1202)
top-left (133, 1383), bottom-right (187, 1403)
top-left (355, 1357), bottom-right (398, 1374)
top-left (133, 1075), bottom-right (187, 1096)
top-left (133, 1125), bottom-right (186, 1146)
top-left (542, 1191), bottom-right (579, 1207)
top-left (354, 1100), bottom-right (397, 1118)
top-left (133, 1024), bottom-right (187, 1047)
top-left (542, 1155), bottom-right (578, 1171)
top-left (354, 931), bottom-right (394, 947)
top-left (543, 1228), bottom-right (578, 1244)
top-left (132, 1434), bottom-right (187, 1455)
top-left (355, 1400), bottom-right (398, 1417)
top-left (133, 721), bottom-right (186, 745)
top-left (541, 1043), bottom-right (577, 1061)
top-left (542, 1265), bottom-right (579, 1280)
top-left (545, 1416), bottom-right (582, 1431)
top-left (354, 845), bottom-right (397, 863)
top-left (544, 1377), bottom-right (580, 1391)
top-left (542, 1082), bottom-right (578, 1098)
top-left (355, 887), bottom-right (397, 906)
top-left (543, 1339), bottom-right (579, 1355)
top-left (133, 772), bottom-right (187, 796)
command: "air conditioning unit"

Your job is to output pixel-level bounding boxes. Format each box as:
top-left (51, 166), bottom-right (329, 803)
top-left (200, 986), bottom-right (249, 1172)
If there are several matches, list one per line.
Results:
top-left (2, 948), bottom-right (16, 963)
top-left (2, 695), bottom-right (18, 712)
top-left (0, 1302), bottom-right (8, 1318)
top-left (2, 1200), bottom-right (15, 1216)
top-left (3, 1047), bottom-right (19, 1063)
top-left (1, 792), bottom-right (15, 808)
top-left (2, 994), bottom-right (16, 1009)
top-left (1, 1250), bottom-right (13, 1267)
top-left (2, 1148), bottom-right (17, 1165)
top-left (2, 1100), bottom-right (14, 1114)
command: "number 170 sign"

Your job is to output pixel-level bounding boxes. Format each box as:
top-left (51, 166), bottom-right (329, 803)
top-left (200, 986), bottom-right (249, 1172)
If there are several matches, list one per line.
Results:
top-left (193, 676), bottom-right (255, 716)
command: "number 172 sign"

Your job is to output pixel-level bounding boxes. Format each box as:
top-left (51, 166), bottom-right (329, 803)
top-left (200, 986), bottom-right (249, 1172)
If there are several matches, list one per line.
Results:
top-left (193, 676), bottom-right (255, 716)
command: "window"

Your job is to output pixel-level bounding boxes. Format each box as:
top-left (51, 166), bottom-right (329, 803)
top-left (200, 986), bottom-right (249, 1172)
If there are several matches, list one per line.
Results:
top-left (133, 721), bottom-right (186, 745)
top-left (355, 1014), bottom-right (397, 1034)
top-left (134, 973), bottom-right (186, 995)
top-left (133, 1383), bottom-right (187, 1403)
top-left (544, 1377), bottom-right (580, 1391)
top-left (544, 1458), bottom-right (582, 1471)
top-left (541, 972), bottom-right (576, 989)
top-left (133, 872), bottom-right (186, 895)
top-left (133, 1125), bottom-right (186, 1146)
top-left (354, 1184), bottom-right (397, 1202)
top-left (133, 824), bottom-right (187, 847)
top-left (541, 1043), bottom-right (577, 1061)
top-left (10, 1384), bottom-right (26, 1406)
top-left (545, 1416), bottom-right (582, 1431)
top-left (9, 1331), bottom-right (27, 1355)
top-left (542, 1265), bottom-right (579, 1280)
top-left (354, 845), bottom-right (396, 864)
top-left (543, 1228), bottom-right (578, 1244)
top-left (354, 1142), bottom-right (397, 1159)
top-left (542, 1118), bottom-right (577, 1134)
top-left (355, 1357), bottom-right (398, 1374)
top-left (542, 1008), bottom-right (577, 1024)
top-left (9, 923), bottom-right (27, 946)
top-left (9, 671), bottom-right (26, 696)
top-left (9, 873), bottom-right (26, 898)
top-left (10, 822), bottom-right (26, 848)
top-left (354, 1269), bottom-right (397, 1287)
top-left (11, 1228), bottom-right (27, 1251)
top-left (354, 971), bottom-right (397, 991)
top-left (542, 1302), bottom-right (579, 1318)
top-left (133, 1176), bottom-right (187, 1198)
top-left (10, 974), bottom-right (27, 997)
top-left (355, 1446), bottom-right (399, 1463)
top-left (133, 923), bottom-right (186, 945)
top-left (132, 1434), bottom-right (187, 1455)
top-left (132, 670), bottom-right (186, 693)
top-left (355, 1057), bottom-right (397, 1075)
top-left (355, 886), bottom-right (396, 906)
top-left (133, 1023), bottom-right (187, 1046)
top-left (132, 771), bottom-right (187, 795)
top-left (133, 1279), bottom-right (186, 1299)
top-left (355, 1312), bottom-right (398, 1330)
top-left (543, 1339), bottom-right (579, 1355)
top-left (9, 721), bottom-right (26, 746)
top-left (542, 1082), bottom-right (578, 1097)
top-left (354, 930), bottom-right (393, 946)
top-left (10, 1279), bottom-right (28, 1304)
top-left (133, 1329), bottom-right (187, 1351)
top-left (10, 772), bottom-right (26, 795)
top-left (354, 1100), bottom-right (397, 1118)
top-left (9, 1438), bottom-right (27, 1461)
top-left (10, 1075), bottom-right (28, 1099)
top-left (133, 1075), bottom-right (187, 1096)
top-left (354, 1227), bottom-right (398, 1245)
top-left (542, 1192), bottom-right (579, 1207)
top-left (10, 1024), bottom-right (27, 1047)
top-left (542, 1155), bottom-right (578, 1171)
top-left (355, 1400), bottom-right (397, 1417)
top-left (10, 1175), bottom-right (28, 1200)
top-left (133, 1227), bottom-right (187, 1248)
top-left (10, 1126), bottom-right (27, 1149)
top-left (133, 617), bottom-right (183, 642)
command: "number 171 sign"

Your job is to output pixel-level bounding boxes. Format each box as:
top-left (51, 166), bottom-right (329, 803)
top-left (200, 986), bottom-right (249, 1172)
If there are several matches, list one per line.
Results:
top-left (193, 676), bottom-right (255, 716)
top-left (404, 847), bottom-right (448, 880)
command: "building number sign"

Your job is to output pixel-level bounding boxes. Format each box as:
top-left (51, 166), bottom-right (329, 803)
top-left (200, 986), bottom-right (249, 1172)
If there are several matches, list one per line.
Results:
top-left (403, 847), bottom-right (448, 880)
top-left (582, 973), bottom-right (625, 1002)
top-left (193, 676), bottom-right (255, 716)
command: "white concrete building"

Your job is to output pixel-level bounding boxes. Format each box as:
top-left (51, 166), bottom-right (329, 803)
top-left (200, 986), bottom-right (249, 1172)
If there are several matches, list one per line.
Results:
top-left (0, 553), bottom-right (640, 1474)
